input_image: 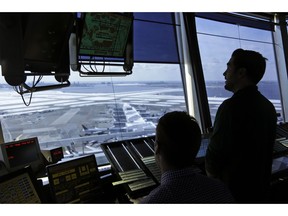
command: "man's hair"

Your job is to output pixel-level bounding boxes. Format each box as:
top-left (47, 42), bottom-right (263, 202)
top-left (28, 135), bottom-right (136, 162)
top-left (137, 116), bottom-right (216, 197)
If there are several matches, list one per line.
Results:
top-left (156, 111), bottom-right (201, 168)
top-left (232, 48), bottom-right (267, 84)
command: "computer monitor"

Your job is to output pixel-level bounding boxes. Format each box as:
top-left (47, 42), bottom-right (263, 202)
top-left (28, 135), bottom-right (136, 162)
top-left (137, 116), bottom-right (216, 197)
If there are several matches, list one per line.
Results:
top-left (46, 154), bottom-right (101, 203)
top-left (0, 13), bottom-right (74, 86)
top-left (196, 135), bottom-right (210, 158)
top-left (0, 166), bottom-right (43, 203)
top-left (78, 12), bottom-right (133, 58)
top-left (72, 13), bottom-right (134, 74)
top-left (0, 137), bottom-right (44, 174)
top-left (41, 146), bottom-right (64, 164)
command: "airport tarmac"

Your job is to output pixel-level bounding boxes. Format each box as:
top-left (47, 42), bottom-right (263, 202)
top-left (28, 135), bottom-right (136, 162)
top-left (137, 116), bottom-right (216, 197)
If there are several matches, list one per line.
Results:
top-left (0, 84), bottom-right (186, 159)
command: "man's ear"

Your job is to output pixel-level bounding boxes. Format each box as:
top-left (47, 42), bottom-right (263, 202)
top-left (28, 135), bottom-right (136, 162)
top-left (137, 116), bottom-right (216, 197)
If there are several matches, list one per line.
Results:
top-left (237, 67), bottom-right (247, 78)
top-left (155, 141), bottom-right (160, 155)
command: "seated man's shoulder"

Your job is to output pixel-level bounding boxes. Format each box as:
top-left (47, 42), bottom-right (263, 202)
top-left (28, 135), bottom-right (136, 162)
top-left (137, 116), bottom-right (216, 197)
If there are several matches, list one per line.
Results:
top-left (141, 173), bottom-right (234, 203)
top-left (140, 184), bottom-right (172, 204)
top-left (193, 173), bottom-right (234, 201)
top-left (194, 173), bottom-right (228, 188)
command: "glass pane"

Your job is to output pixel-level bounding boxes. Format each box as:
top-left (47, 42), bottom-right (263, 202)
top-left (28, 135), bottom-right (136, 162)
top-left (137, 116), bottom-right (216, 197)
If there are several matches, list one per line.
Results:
top-left (239, 25), bottom-right (273, 43)
top-left (196, 17), bottom-right (283, 123)
top-left (134, 21), bottom-right (179, 63)
top-left (0, 63), bottom-right (186, 165)
top-left (196, 17), bottom-right (239, 38)
top-left (134, 12), bottom-right (174, 24)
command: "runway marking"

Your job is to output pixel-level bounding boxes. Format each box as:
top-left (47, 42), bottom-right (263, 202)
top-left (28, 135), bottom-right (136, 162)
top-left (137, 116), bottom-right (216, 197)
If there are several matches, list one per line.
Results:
top-left (51, 108), bottom-right (80, 125)
top-left (23, 127), bottom-right (57, 133)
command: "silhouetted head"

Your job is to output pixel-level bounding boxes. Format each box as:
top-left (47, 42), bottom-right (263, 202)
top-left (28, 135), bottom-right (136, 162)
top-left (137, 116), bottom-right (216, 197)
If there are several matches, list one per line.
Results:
top-left (223, 48), bottom-right (267, 93)
top-left (232, 48), bottom-right (266, 84)
top-left (155, 111), bottom-right (201, 172)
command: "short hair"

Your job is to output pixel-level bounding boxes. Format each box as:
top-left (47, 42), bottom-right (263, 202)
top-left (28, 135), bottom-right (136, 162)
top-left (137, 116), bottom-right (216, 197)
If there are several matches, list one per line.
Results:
top-left (232, 48), bottom-right (267, 84)
top-left (156, 111), bottom-right (201, 168)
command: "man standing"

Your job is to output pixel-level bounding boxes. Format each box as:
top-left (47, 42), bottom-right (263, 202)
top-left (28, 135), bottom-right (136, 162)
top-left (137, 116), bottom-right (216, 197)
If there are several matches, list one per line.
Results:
top-left (205, 49), bottom-right (277, 203)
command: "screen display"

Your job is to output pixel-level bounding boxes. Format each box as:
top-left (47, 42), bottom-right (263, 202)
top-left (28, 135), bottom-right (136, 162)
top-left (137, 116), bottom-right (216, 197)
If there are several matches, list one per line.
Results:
top-left (79, 13), bottom-right (133, 58)
top-left (5, 138), bottom-right (40, 168)
top-left (196, 137), bottom-right (209, 158)
top-left (50, 147), bottom-right (64, 163)
top-left (46, 154), bottom-right (101, 203)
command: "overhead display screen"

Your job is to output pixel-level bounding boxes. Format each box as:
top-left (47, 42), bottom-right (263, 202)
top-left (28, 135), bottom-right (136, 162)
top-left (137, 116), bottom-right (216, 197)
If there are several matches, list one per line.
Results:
top-left (79, 13), bottom-right (133, 58)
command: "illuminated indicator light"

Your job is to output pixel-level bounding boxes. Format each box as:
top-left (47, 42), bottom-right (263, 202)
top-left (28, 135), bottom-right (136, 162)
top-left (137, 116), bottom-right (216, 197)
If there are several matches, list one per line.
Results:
top-left (52, 173), bottom-right (59, 178)
top-left (80, 172), bottom-right (89, 176)
top-left (79, 165), bottom-right (90, 176)
top-left (66, 175), bottom-right (72, 181)
top-left (81, 166), bottom-right (87, 171)
top-left (53, 150), bottom-right (62, 155)
top-left (57, 169), bottom-right (75, 177)
top-left (68, 198), bottom-right (81, 203)
top-left (79, 190), bottom-right (90, 196)
top-left (54, 179), bottom-right (60, 185)
top-left (75, 182), bottom-right (89, 189)
top-left (55, 189), bottom-right (69, 195)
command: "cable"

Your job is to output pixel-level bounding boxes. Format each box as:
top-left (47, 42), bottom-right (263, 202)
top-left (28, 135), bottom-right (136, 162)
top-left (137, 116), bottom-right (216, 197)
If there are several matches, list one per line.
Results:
top-left (101, 57), bottom-right (106, 72)
top-left (13, 84), bottom-right (33, 107)
top-left (13, 75), bottom-right (43, 106)
top-left (110, 76), bottom-right (124, 141)
top-left (82, 64), bottom-right (92, 72)
top-left (78, 56), bottom-right (131, 77)
top-left (89, 56), bottom-right (97, 72)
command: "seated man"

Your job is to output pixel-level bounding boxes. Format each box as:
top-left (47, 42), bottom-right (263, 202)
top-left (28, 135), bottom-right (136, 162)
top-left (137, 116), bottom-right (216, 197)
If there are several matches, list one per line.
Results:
top-left (140, 111), bottom-right (234, 203)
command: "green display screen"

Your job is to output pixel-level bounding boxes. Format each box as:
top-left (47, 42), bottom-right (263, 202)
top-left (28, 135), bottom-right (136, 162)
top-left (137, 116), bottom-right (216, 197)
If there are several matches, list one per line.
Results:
top-left (79, 13), bottom-right (132, 58)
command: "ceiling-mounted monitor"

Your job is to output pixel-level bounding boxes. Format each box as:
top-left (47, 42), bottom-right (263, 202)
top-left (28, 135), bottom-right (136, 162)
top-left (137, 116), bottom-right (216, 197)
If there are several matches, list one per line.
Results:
top-left (0, 13), bottom-right (75, 86)
top-left (72, 12), bottom-right (134, 76)
top-left (79, 13), bottom-right (133, 58)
